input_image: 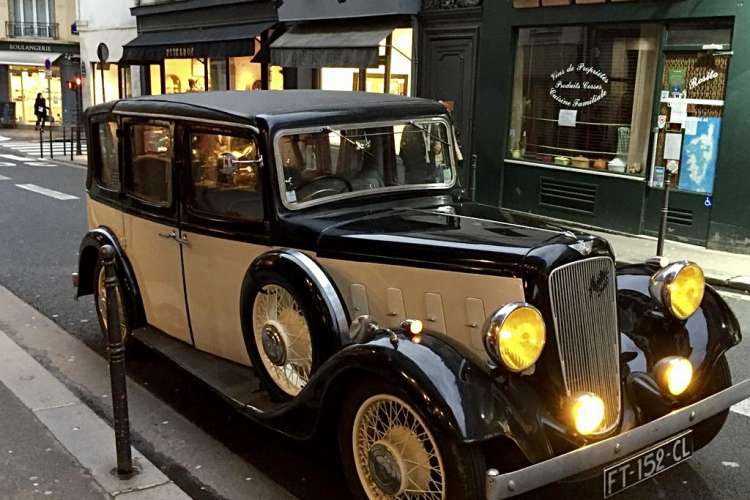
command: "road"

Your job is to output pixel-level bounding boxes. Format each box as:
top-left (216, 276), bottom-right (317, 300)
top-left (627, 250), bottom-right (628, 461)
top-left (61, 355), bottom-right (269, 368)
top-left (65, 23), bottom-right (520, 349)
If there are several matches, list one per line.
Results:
top-left (0, 143), bottom-right (749, 500)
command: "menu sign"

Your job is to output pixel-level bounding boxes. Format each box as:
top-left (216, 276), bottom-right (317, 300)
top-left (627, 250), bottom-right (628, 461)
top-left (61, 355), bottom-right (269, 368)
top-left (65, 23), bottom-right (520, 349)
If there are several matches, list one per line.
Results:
top-left (549, 63), bottom-right (609, 108)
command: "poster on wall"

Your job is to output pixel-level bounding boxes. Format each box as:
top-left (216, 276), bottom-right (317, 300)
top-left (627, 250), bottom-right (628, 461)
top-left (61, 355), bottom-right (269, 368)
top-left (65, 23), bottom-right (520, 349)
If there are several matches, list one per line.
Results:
top-left (678, 117), bottom-right (721, 195)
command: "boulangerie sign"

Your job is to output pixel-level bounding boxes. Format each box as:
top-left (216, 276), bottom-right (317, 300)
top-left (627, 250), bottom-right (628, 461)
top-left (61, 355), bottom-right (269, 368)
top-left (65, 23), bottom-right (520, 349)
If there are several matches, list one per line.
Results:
top-left (549, 63), bottom-right (609, 108)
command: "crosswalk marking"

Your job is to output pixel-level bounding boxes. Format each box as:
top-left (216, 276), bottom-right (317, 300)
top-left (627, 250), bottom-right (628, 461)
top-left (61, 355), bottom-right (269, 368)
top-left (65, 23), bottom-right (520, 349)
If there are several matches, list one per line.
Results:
top-left (0, 154), bottom-right (32, 161)
top-left (0, 174), bottom-right (10, 180)
top-left (0, 141), bottom-right (88, 160)
top-left (732, 398), bottom-right (750, 418)
top-left (15, 183), bottom-right (79, 201)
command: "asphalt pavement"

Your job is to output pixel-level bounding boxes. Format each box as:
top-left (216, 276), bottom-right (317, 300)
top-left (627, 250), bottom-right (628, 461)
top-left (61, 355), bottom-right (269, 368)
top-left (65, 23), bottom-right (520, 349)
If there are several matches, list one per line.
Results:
top-left (0, 140), bottom-right (749, 500)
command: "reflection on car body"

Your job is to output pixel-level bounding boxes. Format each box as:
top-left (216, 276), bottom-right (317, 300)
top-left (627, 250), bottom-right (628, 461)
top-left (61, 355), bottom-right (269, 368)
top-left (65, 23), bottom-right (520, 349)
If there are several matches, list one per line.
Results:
top-left (75, 90), bottom-right (749, 500)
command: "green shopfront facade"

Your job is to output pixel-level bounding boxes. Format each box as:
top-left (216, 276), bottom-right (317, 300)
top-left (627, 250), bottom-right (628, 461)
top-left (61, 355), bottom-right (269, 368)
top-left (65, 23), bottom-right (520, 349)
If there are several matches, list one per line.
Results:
top-left (474, 0), bottom-right (750, 253)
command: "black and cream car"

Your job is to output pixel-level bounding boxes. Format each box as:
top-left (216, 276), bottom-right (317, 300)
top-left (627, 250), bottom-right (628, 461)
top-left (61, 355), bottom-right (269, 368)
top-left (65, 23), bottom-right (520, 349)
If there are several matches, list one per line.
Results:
top-left (75, 91), bottom-right (749, 499)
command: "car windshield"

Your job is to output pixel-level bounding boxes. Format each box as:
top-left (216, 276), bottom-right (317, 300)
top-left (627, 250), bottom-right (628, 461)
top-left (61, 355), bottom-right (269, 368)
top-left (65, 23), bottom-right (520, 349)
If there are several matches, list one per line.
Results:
top-left (276, 118), bottom-right (457, 208)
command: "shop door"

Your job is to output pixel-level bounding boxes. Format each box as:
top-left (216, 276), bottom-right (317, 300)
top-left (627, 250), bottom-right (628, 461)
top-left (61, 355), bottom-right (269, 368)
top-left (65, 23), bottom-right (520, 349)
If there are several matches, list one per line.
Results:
top-left (419, 20), bottom-right (480, 181)
top-left (643, 50), bottom-right (731, 245)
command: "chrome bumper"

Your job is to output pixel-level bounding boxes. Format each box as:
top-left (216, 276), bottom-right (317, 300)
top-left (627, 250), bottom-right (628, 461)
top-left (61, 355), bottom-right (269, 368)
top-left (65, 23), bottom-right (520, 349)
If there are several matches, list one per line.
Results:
top-left (486, 379), bottom-right (750, 499)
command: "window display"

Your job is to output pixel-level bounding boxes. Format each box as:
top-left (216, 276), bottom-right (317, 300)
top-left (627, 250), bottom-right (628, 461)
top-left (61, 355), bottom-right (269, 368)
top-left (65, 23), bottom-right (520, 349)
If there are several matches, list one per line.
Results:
top-left (508, 24), bottom-right (660, 176)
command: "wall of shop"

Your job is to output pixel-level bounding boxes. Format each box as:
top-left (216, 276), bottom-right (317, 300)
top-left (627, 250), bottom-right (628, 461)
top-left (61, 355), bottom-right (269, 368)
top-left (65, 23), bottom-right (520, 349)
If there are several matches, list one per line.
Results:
top-left (474, 0), bottom-right (750, 253)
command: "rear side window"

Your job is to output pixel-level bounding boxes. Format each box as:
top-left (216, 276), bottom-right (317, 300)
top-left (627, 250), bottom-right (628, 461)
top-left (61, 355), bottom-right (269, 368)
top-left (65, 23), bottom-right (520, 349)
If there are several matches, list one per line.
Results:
top-left (126, 123), bottom-right (173, 206)
top-left (95, 121), bottom-right (120, 191)
top-left (188, 132), bottom-right (263, 221)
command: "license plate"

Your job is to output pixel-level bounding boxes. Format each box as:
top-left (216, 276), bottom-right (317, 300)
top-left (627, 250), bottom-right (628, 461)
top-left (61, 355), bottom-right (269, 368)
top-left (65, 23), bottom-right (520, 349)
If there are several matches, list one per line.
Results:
top-left (603, 430), bottom-right (693, 498)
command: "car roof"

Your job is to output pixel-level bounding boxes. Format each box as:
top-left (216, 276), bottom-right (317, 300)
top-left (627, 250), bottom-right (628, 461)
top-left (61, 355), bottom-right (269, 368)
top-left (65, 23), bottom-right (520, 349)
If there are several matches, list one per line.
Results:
top-left (87, 90), bottom-right (448, 131)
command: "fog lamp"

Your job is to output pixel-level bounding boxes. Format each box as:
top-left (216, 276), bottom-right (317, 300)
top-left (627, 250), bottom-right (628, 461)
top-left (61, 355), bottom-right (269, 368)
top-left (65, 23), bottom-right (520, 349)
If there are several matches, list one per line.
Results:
top-left (649, 261), bottom-right (705, 320)
top-left (570, 392), bottom-right (605, 436)
top-left (655, 356), bottom-right (693, 396)
top-left (483, 303), bottom-right (546, 372)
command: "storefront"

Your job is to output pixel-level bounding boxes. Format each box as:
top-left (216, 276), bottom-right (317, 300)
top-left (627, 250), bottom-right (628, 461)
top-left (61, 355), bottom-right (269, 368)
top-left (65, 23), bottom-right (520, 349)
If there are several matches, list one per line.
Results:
top-left (474, 0), bottom-right (750, 253)
top-left (0, 41), bottom-right (79, 126)
top-left (271, 0), bottom-right (420, 95)
top-left (122, 0), bottom-right (281, 96)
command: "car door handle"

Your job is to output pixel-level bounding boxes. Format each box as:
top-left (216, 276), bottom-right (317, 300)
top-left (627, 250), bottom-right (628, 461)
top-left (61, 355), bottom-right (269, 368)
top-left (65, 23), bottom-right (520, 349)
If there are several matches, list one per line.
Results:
top-left (158, 231), bottom-right (190, 246)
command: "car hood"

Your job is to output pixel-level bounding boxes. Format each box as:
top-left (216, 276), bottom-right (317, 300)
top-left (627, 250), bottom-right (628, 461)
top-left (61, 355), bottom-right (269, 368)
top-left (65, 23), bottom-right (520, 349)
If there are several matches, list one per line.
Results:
top-left (311, 202), bottom-right (614, 278)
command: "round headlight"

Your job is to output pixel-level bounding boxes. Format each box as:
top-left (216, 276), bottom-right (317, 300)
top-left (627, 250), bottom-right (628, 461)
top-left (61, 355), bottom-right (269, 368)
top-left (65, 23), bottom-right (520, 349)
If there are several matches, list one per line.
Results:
top-left (655, 356), bottom-right (694, 396)
top-left (484, 303), bottom-right (546, 372)
top-left (649, 261), bottom-right (705, 320)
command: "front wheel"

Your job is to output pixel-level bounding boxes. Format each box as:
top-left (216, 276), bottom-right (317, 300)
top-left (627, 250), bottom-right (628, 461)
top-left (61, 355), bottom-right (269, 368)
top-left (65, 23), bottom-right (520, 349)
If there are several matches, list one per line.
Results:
top-left (339, 381), bottom-right (485, 500)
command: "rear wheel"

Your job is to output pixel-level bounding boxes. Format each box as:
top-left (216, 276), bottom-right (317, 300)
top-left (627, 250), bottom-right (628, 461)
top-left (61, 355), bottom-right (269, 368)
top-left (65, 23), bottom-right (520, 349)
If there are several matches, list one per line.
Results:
top-left (93, 262), bottom-right (131, 347)
top-left (693, 355), bottom-right (732, 450)
top-left (339, 381), bottom-right (485, 500)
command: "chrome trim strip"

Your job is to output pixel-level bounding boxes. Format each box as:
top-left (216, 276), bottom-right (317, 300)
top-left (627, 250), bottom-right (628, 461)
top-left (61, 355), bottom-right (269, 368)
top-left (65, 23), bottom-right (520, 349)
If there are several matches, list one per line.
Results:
top-left (485, 379), bottom-right (750, 499)
top-left (548, 257), bottom-right (621, 434)
top-left (272, 116), bottom-right (458, 211)
top-left (505, 159), bottom-right (646, 182)
top-left (281, 249), bottom-right (350, 337)
top-left (112, 110), bottom-right (260, 133)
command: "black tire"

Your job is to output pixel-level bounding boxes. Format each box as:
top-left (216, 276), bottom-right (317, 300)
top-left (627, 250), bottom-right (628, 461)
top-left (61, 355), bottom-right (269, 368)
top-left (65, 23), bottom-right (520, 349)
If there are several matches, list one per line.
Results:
top-left (338, 380), bottom-right (486, 500)
top-left (693, 355), bottom-right (732, 450)
top-left (243, 270), bottom-right (334, 402)
top-left (93, 260), bottom-right (133, 349)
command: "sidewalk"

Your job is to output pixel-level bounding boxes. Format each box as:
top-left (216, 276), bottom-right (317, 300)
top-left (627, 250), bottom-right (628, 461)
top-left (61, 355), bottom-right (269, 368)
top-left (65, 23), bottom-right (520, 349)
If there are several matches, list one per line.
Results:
top-left (0, 126), bottom-right (87, 166)
top-left (0, 327), bottom-right (190, 500)
top-left (586, 228), bottom-right (750, 292)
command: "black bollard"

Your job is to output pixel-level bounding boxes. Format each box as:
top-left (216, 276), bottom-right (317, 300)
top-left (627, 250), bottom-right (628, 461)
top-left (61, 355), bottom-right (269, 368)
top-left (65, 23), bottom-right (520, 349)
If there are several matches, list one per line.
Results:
top-left (63, 126), bottom-right (67, 156)
top-left (39, 128), bottom-right (43, 158)
top-left (99, 245), bottom-right (135, 479)
top-left (49, 125), bottom-right (53, 159)
top-left (656, 177), bottom-right (672, 257)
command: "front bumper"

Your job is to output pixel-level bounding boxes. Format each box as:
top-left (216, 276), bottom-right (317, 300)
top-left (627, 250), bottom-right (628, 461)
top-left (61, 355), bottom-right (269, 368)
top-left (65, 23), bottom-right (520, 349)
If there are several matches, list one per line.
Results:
top-left (486, 379), bottom-right (750, 499)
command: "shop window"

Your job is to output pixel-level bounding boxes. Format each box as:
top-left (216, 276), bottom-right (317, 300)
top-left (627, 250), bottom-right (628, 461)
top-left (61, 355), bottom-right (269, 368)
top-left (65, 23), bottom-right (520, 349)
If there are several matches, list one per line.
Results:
top-left (96, 121), bottom-right (120, 191)
top-left (229, 56), bottom-right (262, 91)
top-left (188, 132), bottom-right (263, 221)
top-left (92, 63), bottom-right (119, 104)
top-left (164, 59), bottom-right (206, 93)
top-left (149, 65), bottom-right (162, 95)
top-left (320, 28), bottom-right (413, 96)
top-left (508, 24), bottom-right (660, 177)
top-left (126, 123), bottom-right (172, 206)
top-left (10, 66), bottom-right (61, 124)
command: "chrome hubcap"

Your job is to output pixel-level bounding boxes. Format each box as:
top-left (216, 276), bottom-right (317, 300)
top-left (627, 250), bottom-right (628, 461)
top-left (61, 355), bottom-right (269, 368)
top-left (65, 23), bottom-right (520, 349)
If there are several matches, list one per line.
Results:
top-left (261, 323), bottom-right (288, 367)
top-left (252, 284), bottom-right (312, 397)
top-left (353, 395), bottom-right (446, 499)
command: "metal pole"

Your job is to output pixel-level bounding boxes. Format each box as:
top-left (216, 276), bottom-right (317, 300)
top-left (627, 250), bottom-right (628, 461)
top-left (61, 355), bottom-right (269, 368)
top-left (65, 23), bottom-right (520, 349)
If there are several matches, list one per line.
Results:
top-left (62, 126), bottom-right (66, 156)
top-left (39, 128), bottom-right (43, 158)
top-left (48, 123), bottom-right (53, 159)
top-left (99, 245), bottom-right (135, 479)
top-left (70, 128), bottom-right (74, 161)
top-left (100, 64), bottom-right (106, 103)
top-left (76, 84), bottom-right (83, 155)
top-left (656, 177), bottom-right (671, 257)
top-left (469, 154), bottom-right (478, 201)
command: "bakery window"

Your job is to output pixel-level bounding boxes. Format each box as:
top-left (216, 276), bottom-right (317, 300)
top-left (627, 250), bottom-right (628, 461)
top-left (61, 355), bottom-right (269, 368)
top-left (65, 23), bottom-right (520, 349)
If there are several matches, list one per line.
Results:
top-left (508, 24), bottom-right (661, 177)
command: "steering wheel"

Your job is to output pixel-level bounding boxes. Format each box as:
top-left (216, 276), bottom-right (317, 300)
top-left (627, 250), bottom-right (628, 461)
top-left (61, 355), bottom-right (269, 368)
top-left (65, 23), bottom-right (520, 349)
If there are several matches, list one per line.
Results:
top-left (298, 175), bottom-right (353, 202)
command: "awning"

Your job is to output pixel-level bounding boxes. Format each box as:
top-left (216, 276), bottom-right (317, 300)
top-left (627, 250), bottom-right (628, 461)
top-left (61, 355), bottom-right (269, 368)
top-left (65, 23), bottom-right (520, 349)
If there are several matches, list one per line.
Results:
top-left (0, 50), bottom-right (62, 67)
top-left (121, 21), bottom-right (274, 64)
top-left (270, 21), bottom-right (395, 68)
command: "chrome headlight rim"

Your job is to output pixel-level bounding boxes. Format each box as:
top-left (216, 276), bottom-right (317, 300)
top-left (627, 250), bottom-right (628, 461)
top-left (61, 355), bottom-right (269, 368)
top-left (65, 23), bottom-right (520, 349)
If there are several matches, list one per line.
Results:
top-left (483, 302), bottom-right (546, 373)
top-left (649, 260), bottom-right (705, 320)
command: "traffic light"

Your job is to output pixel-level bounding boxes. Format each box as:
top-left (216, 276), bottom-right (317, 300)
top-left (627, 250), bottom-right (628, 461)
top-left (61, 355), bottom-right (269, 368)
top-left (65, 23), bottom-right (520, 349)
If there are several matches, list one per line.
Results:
top-left (67, 75), bottom-right (83, 90)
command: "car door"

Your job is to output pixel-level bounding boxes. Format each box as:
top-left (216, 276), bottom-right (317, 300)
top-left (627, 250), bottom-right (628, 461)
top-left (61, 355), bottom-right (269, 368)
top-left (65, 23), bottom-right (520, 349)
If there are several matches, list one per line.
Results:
top-left (179, 126), bottom-right (270, 365)
top-left (122, 119), bottom-right (191, 344)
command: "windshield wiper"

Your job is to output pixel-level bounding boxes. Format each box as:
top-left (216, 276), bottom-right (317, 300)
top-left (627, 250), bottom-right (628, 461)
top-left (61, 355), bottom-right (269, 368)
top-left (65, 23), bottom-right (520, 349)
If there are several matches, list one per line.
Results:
top-left (323, 127), bottom-right (375, 158)
top-left (407, 121), bottom-right (452, 148)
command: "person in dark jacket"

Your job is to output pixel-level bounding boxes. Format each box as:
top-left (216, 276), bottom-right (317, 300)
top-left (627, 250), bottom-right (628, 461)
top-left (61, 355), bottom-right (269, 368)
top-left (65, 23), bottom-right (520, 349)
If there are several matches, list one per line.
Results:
top-left (34, 93), bottom-right (49, 130)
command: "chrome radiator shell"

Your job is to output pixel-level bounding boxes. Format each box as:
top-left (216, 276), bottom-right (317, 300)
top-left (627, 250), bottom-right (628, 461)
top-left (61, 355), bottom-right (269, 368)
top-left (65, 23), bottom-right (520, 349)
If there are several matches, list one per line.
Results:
top-left (548, 256), bottom-right (621, 433)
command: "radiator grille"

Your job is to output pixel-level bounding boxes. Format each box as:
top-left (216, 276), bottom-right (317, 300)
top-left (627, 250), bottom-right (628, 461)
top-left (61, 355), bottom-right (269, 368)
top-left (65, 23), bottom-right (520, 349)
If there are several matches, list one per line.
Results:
top-left (548, 256), bottom-right (621, 433)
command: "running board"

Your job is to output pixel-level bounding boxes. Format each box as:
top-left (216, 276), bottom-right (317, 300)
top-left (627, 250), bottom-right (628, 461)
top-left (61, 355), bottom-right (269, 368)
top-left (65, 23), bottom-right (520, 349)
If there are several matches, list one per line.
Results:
top-left (132, 327), bottom-right (275, 413)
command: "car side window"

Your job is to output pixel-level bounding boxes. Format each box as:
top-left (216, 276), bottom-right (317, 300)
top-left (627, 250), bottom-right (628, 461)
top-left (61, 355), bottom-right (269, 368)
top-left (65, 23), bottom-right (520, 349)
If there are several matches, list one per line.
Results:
top-left (95, 121), bottom-right (120, 191)
top-left (188, 132), bottom-right (263, 221)
top-left (126, 123), bottom-right (173, 206)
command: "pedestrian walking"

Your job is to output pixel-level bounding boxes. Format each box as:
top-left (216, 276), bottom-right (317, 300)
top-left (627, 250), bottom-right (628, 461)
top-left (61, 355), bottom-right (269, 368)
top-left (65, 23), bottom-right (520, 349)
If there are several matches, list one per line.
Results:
top-left (34, 93), bottom-right (49, 130)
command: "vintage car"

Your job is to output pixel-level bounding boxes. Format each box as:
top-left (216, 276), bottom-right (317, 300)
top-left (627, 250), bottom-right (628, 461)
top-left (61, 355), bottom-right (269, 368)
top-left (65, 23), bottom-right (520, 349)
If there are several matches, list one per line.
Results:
top-left (75, 90), bottom-right (749, 499)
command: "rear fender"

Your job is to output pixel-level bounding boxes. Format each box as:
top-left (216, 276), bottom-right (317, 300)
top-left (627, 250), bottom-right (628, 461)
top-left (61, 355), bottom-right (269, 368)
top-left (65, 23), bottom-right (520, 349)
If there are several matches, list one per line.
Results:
top-left (76, 227), bottom-right (145, 328)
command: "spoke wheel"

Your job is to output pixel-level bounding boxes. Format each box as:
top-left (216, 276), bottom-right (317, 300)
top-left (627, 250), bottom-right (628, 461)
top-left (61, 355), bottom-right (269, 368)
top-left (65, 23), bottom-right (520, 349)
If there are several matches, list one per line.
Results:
top-left (252, 284), bottom-right (313, 397)
top-left (353, 395), bottom-right (446, 499)
top-left (95, 265), bottom-right (129, 343)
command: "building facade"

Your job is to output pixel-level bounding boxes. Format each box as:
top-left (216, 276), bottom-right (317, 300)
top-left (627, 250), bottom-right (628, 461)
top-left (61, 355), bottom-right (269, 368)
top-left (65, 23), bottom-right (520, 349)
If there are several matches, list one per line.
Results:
top-left (0, 0), bottom-right (79, 126)
top-left (122, 0), bottom-right (281, 96)
top-left (473, 0), bottom-right (750, 253)
top-left (77, 0), bottom-right (139, 110)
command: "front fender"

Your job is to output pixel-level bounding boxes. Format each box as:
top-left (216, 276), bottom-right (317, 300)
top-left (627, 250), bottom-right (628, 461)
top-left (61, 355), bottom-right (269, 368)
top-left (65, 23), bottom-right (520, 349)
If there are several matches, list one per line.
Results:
top-left (254, 331), bottom-right (555, 462)
top-left (617, 263), bottom-right (741, 394)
